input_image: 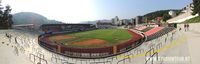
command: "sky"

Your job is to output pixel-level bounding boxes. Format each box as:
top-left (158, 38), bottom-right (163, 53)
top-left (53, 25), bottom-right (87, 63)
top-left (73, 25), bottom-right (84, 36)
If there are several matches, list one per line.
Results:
top-left (2, 0), bottom-right (192, 23)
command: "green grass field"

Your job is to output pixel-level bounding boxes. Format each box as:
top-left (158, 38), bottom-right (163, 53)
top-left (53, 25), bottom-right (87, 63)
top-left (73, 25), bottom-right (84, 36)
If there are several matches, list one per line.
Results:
top-left (49, 29), bottom-right (133, 48)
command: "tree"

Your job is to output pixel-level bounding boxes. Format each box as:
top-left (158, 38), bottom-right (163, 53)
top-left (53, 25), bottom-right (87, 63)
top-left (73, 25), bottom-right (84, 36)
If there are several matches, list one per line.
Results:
top-left (163, 13), bottom-right (172, 21)
top-left (192, 0), bottom-right (200, 15)
top-left (0, 1), bottom-right (13, 29)
top-left (143, 10), bottom-right (181, 21)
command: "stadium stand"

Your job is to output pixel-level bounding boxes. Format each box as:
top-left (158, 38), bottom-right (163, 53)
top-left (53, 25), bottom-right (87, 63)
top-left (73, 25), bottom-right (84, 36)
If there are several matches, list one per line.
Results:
top-left (145, 27), bottom-right (175, 42)
top-left (144, 27), bottom-right (164, 36)
top-left (40, 24), bottom-right (96, 34)
top-left (140, 27), bottom-right (154, 32)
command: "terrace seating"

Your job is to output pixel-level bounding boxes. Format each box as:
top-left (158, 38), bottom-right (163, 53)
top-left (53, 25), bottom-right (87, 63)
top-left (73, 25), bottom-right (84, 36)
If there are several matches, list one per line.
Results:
top-left (40, 24), bottom-right (96, 34)
top-left (140, 27), bottom-right (154, 32)
top-left (144, 27), bottom-right (164, 36)
top-left (145, 27), bottom-right (175, 42)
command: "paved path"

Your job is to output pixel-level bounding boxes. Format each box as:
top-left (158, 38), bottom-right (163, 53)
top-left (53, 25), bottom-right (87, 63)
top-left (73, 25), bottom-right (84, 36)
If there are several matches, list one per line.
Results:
top-left (185, 30), bottom-right (200, 64)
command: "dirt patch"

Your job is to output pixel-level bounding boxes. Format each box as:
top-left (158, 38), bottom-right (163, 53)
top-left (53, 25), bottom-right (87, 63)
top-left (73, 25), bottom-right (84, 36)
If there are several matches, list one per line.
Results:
top-left (52, 35), bottom-right (75, 41)
top-left (72, 39), bottom-right (107, 46)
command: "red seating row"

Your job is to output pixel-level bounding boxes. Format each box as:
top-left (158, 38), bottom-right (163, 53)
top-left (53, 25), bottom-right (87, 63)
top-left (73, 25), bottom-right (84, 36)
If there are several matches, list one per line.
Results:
top-left (144, 27), bottom-right (164, 36)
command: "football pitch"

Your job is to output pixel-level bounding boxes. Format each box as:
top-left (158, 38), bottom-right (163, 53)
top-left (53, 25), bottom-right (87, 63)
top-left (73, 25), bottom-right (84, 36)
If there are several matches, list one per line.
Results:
top-left (49, 29), bottom-right (133, 48)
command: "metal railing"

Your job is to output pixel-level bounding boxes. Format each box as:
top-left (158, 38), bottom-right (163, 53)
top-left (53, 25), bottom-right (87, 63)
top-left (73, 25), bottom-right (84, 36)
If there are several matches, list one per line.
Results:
top-left (145, 47), bottom-right (158, 64)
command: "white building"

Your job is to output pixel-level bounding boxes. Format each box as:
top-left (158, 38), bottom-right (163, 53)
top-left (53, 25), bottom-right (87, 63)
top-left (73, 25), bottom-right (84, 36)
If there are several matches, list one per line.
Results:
top-left (167, 3), bottom-right (198, 23)
top-left (111, 16), bottom-right (121, 26)
top-left (131, 16), bottom-right (145, 27)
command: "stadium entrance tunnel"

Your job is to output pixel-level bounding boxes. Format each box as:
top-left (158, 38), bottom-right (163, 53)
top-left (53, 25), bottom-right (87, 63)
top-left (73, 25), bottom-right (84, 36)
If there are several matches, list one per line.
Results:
top-left (38, 29), bottom-right (145, 59)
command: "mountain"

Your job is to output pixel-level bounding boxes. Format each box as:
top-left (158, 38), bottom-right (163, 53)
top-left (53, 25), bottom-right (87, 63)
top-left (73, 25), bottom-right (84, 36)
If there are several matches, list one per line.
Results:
top-left (12, 12), bottom-right (62, 27)
top-left (143, 9), bottom-right (181, 21)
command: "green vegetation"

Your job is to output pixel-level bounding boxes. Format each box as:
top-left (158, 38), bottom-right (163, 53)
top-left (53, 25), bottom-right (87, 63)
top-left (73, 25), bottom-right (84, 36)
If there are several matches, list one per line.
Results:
top-left (143, 10), bottom-right (181, 21)
top-left (184, 16), bottom-right (200, 23)
top-left (69, 29), bottom-right (132, 43)
top-left (50, 29), bottom-right (132, 47)
top-left (192, 0), bottom-right (200, 15)
top-left (0, 2), bottom-right (13, 29)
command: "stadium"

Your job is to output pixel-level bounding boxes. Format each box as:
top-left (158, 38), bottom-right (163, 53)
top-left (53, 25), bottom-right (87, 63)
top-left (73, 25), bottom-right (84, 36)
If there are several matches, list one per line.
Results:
top-left (38, 23), bottom-right (176, 59)
top-left (1, 0), bottom-right (200, 64)
top-left (1, 22), bottom-right (190, 64)
top-left (38, 24), bottom-right (145, 58)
